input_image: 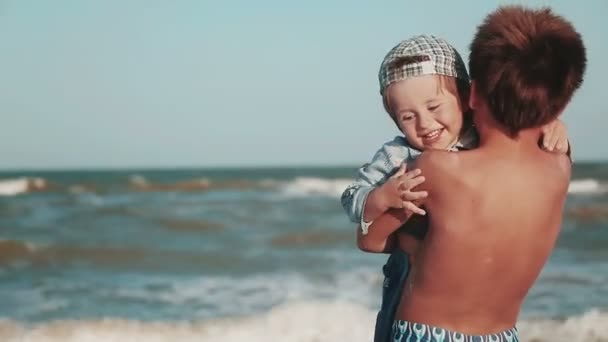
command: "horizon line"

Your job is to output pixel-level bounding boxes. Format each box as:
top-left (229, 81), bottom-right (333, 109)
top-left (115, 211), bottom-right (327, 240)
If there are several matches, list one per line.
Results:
top-left (0, 159), bottom-right (606, 173)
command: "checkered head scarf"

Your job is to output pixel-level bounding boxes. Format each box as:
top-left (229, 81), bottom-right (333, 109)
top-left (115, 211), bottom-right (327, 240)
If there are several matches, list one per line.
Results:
top-left (378, 35), bottom-right (469, 95)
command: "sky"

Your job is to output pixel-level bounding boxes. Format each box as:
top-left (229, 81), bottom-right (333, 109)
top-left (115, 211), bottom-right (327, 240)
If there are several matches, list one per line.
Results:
top-left (0, 0), bottom-right (605, 169)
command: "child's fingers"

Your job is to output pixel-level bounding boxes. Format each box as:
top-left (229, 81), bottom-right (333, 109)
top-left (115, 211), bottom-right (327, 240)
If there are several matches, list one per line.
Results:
top-left (396, 164), bottom-right (407, 177)
top-left (405, 168), bottom-right (421, 177)
top-left (555, 137), bottom-right (569, 153)
top-left (392, 163), bottom-right (407, 178)
top-left (548, 130), bottom-right (561, 151)
top-left (402, 190), bottom-right (428, 201)
top-left (399, 168), bottom-right (421, 182)
top-left (541, 127), bottom-right (555, 150)
top-left (403, 202), bottom-right (426, 216)
top-left (389, 199), bottom-right (403, 208)
top-left (401, 175), bottom-right (425, 191)
top-left (395, 167), bottom-right (425, 193)
top-left (392, 197), bottom-right (407, 209)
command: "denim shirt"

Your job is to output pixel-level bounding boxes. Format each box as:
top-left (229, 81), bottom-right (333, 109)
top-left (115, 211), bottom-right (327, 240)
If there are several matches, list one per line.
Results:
top-left (341, 126), bottom-right (479, 234)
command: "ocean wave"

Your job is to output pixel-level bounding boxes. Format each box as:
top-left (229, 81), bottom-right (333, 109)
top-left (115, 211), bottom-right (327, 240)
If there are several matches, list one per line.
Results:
top-left (279, 177), bottom-right (353, 198)
top-left (278, 177), bottom-right (608, 199)
top-left (0, 239), bottom-right (230, 270)
top-left (129, 174), bottom-right (212, 192)
top-left (0, 302), bottom-right (606, 342)
top-left (99, 268), bottom-right (382, 319)
top-left (568, 179), bottom-right (608, 195)
top-left (270, 230), bottom-right (352, 247)
top-left (566, 205), bottom-right (608, 221)
top-left (0, 177), bottom-right (49, 196)
top-left (1, 174), bottom-right (603, 198)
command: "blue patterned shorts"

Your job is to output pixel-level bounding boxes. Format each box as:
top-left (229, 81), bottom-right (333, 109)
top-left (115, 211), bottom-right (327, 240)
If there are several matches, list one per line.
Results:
top-left (392, 320), bottom-right (519, 342)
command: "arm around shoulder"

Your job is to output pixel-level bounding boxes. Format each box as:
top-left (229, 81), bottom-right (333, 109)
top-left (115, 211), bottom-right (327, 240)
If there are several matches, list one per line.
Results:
top-left (356, 208), bottom-right (410, 253)
top-left (342, 137), bottom-right (412, 226)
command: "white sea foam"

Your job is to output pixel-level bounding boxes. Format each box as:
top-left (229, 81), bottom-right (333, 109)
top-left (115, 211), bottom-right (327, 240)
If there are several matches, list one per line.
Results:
top-left (129, 174), bottom-right (149, 187)
top-left (568, 179), bottom-right (607, 195)
top-left (276, 177), bottom-right (607, 198)
top-left (0, 303), bottom-right (606, 342)
top-left (279, 177), bottom-right (353, 198)
top-left (0, 177), bottom-right (47, 196)
top-left (98, 268), bottom-right (382, 319)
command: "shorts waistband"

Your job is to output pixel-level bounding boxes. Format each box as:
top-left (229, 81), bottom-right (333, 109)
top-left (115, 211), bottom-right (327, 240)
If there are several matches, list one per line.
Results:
top-left (392, 320), bottom-right (519, 342)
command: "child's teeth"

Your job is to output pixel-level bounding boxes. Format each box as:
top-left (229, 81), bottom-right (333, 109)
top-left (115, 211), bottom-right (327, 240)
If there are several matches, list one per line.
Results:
top-left (425, 129), bottom-right (440, 138)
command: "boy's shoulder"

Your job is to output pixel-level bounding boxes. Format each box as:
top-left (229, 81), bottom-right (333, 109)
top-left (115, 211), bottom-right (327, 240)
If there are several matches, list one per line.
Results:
top-left (413, 150), bottom-right (464, 197)
top-left (416, 149), bottom-right (463, 181)
top-left (415, 150), bottom-right (460, 172)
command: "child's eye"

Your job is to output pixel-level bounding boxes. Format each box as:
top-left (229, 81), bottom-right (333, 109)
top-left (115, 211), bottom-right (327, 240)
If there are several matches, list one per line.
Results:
top-left (401, 114), bottom-right (415, 121)
top-left (429, 105), bottom-right (440, 111)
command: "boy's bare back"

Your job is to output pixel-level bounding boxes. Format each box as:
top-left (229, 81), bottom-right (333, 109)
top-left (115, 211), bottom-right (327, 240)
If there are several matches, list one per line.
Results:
top-left (395, 140), bottom-right (571, 334)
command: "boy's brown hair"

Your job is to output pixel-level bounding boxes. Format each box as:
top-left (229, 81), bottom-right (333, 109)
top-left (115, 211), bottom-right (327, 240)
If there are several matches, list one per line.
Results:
top-left (468, 6), bottom-right (586, 136)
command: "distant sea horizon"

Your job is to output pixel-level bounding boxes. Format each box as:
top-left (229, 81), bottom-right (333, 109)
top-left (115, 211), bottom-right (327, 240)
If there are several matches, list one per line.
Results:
top-left (1, 158), bottom-right (606, 173)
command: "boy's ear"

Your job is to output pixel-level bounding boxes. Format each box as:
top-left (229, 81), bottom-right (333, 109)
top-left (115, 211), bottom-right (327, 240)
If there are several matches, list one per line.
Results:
top-left (468, 80), bottom-right (478, 111)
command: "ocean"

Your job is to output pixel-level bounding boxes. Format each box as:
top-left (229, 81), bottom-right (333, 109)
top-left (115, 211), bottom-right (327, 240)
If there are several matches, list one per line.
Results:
top-left (0, 163), bottom-right (607, 341)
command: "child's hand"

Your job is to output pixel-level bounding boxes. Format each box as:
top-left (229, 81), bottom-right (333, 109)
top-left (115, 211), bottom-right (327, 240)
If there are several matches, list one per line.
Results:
top-left (377, 163), bottom-right (427, 215)
top-left (541, 119), bottom-right (570, 154)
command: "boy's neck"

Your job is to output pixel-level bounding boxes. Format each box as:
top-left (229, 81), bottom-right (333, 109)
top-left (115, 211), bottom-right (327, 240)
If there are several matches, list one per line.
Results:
top-left (455, 113), bottom-right (476, 145)
top-left (476, 109), bottom-right (542, 154)
top-left (478, 124), bottom-right (542, 155)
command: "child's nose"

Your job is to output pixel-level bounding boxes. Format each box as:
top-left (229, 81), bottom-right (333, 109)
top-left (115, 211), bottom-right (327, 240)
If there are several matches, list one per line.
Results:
top-left (416, 113), bottom-right (433, 130)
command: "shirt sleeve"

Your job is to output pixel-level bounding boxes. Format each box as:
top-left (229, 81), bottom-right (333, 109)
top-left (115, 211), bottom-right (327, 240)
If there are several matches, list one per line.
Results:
top-left (340, 137), bottom-right (416, 233)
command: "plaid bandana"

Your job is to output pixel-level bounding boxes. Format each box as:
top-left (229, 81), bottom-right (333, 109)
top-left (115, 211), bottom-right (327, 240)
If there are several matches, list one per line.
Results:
top-left (378, 35), bottom-right (469, 95)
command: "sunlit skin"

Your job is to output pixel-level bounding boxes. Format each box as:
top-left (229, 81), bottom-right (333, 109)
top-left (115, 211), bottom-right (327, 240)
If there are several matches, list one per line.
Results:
top-left (367, 83), bottom-right (571, 334)
top-left (359, 77), bottom-right (571, 258)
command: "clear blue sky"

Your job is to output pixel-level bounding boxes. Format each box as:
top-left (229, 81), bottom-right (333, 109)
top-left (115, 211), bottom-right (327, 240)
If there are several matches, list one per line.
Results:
top-left (0, 0), bottom-right (605, 169)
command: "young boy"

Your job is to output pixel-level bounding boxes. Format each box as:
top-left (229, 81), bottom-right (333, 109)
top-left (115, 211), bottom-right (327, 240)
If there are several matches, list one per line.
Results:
top-left (340, 35), bottom-right (570, 342)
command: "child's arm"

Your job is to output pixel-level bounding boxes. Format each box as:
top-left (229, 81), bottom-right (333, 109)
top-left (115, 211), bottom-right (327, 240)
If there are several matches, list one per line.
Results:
top-left (356, 170), bottom-right (427, 253)
top-left (541, 119), bottom-right (572, 161)
top-left (357, 208), bottom-right (427, 254)
top-left (341, 137), bottom-right (408, 230)
top-left (364, 164), bottom-right (427, 221)
top-left (357, 208), bottom-right (413, 253)
top-left (357, 221), bottom-right (398, 253)
top-left (341, 137), bottom-right (425, 234)
top-left (358, 152), bottom-right (444, 253)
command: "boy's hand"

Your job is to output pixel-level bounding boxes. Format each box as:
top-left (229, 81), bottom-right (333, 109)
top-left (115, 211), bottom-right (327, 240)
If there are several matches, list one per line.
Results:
top-left (541, 119), bottom-right (570, 154)
top-left (377, 163), bottom-right (427, 215)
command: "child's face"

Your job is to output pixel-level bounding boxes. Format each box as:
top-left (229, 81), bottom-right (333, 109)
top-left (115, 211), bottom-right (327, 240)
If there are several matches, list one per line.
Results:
top-left (386, 75), bottom-right (465, 151)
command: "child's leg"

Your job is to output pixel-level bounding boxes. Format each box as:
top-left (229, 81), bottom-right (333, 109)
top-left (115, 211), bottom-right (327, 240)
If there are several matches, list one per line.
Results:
top-left (374, 233), bottom-right (420, 342)
top-left (373, 250), bottom-right (410, 341)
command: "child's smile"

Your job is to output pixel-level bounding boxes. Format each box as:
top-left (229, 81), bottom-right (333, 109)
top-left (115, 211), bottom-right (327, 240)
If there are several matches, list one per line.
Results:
top-left (386, 75), bottom-right (466, 151)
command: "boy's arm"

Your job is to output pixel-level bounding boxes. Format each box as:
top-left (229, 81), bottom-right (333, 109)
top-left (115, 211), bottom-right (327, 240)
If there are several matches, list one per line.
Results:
top-left (340, 137), bottom-right (413, 233)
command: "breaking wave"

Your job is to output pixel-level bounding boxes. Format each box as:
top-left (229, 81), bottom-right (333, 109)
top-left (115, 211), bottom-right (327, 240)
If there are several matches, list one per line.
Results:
top-left (0, 302), bottom-right (606, 342)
